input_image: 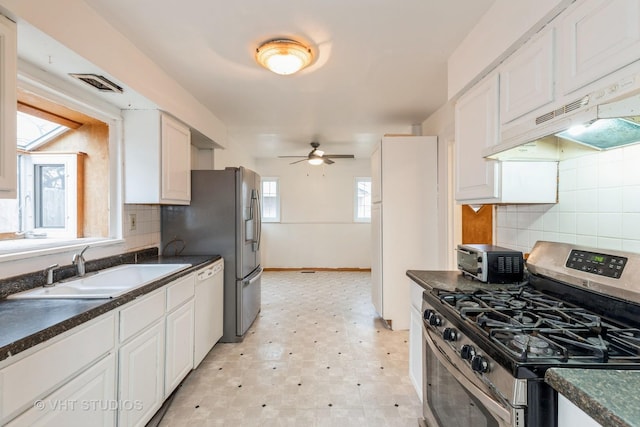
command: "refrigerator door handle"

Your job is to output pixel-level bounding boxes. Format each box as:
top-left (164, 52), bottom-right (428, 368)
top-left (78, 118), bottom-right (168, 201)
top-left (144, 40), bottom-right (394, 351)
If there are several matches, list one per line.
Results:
top-left (251, 189), bottom-right (261, 251)
top-left (243, 266), bottom-right (263, 285)
top-left (256, 190), bottom-right (262, 251)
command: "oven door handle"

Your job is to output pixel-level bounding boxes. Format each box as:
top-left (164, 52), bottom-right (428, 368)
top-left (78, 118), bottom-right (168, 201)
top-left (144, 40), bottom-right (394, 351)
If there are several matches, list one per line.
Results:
top-left (423, 328), bottom-right (512, 424)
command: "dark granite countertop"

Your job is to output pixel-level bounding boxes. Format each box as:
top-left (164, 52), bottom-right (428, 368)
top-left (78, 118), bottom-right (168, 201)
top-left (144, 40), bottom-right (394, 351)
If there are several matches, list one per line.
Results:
top-left (546, 368), bottom-right (640, 427)
top-left (0, 255), bottom-right (220, 362)
top-left (407, 269), bottom-right (639, 427)
top-left (406, 269), bottom-right (513, 293)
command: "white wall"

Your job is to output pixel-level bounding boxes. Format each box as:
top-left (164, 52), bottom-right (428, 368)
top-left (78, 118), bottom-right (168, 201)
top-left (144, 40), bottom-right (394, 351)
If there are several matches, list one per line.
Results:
top-left (497, 144), bottom-right (640, 254)
top-left (0, 0), bottom-right (227, 147)
top-left (255, 158), bottom-right (371, 269)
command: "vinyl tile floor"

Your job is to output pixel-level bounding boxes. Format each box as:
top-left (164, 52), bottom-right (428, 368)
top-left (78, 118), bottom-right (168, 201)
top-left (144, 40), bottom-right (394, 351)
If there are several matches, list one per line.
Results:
top-left (158, 270), bottom-right (422, 427)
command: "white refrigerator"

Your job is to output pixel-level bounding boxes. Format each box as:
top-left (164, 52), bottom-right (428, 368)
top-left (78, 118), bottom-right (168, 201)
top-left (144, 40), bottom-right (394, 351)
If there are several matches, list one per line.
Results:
top-left (371, 135), bottom-right (440, 330)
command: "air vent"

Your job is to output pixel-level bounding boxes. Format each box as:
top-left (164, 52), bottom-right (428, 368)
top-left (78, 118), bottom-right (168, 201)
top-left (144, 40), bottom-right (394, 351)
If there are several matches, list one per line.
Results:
top-left (535, 95), bottom-right (590, 125)
top-left (69, 73), bottom-right (123, 93)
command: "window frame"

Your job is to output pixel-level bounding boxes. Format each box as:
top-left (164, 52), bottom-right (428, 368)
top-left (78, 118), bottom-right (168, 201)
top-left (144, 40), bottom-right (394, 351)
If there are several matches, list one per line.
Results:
top-left (0, 64), bottom-right (124, 264)
top-left (354, 176), bottom-right (372, 223)
top-left (261, 177), bottom-right (281, 223)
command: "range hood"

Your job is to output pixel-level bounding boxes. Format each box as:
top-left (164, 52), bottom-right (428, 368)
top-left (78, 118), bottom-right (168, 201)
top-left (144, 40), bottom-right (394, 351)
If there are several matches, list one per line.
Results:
top-left (485, 85), bottom-right (640, 161)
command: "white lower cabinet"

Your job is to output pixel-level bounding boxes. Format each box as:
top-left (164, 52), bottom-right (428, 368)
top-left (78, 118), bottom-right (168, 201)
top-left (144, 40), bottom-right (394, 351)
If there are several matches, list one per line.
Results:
top-left (1, 266), bottom-right (212, 427)
top-left (165, 300), bottom-right (194, 397)
top-left (7, 354), bottom-right (116, 427)
top-left (557, 394), bottom-right (601, 427)
top-left (408, 280), bottom-right (423, 402)
top-left (118, 321), bottom-right (165, 427)
top-left (0, 313), bottom-right (116, 425)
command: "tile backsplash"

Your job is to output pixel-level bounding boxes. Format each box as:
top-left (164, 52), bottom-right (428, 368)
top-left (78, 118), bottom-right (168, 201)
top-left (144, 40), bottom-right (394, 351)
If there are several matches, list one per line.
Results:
top-left (123, 204), bottom-right (161, 251)
top-left (497, 143), bottom-right (640, 255)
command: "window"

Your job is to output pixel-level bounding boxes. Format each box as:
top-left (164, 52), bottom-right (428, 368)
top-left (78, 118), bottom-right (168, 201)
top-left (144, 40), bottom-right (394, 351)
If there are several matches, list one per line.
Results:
top-left (354, 177), bottom-right (372, 222)
top-left (0, 76), bottom-right (116, 257)
top-left (261, 178), bottom-right (280, 222)
top-left (23, 153), bottom-right (81, 238)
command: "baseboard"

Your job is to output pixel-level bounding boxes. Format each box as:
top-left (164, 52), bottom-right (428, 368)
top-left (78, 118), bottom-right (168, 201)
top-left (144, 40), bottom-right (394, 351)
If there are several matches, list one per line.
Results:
top-left (263, 267), bottom-right (371, 272)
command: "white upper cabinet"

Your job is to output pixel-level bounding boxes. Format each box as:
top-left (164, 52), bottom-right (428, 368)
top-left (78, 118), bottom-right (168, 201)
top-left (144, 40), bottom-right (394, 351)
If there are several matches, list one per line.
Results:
top-left (500, 28), bottom-right (555, 125)
top-left (0, 15), bottom-right (16, 199)
top-left (124, 110), bottom-right (191, 205)
top-left (455, 74), bottom-right (500, 202)
top-left (558, 0), bottom-right (640, 95)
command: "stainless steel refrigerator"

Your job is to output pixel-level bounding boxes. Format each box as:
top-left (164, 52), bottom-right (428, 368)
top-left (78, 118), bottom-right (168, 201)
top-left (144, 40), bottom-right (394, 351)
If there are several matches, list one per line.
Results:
top-left (161, 167), bottom-right (262, 343)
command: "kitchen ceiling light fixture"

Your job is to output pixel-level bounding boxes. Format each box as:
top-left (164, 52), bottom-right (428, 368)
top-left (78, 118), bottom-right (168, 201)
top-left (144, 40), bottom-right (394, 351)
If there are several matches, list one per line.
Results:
top-left (256, 39), bottom-right (313, 75)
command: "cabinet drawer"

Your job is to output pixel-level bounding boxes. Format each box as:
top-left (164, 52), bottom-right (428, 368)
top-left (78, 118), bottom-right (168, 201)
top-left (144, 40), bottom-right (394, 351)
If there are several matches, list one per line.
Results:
top-left (166, 274), bottom-right (195, 312)
top-left (0, 313), bottom-right (115, 423)
top-left (120, 290), bottom-right (165, 343)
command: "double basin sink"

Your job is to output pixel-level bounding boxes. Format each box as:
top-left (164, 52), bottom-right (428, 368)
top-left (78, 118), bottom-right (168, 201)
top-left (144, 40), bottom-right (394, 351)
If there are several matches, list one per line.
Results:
top-left (8, 263), bottom-right (192, 299)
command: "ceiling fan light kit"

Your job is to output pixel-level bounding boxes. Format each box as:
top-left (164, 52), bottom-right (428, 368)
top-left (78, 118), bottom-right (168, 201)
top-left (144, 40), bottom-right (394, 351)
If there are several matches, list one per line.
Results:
top-left (256, 39), bottom-right (313, 75)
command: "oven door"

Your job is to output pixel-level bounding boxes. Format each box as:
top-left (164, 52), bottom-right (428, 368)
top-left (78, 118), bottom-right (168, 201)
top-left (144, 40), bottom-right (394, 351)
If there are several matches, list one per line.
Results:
top-left (422, 326), bottom-right (514, 427)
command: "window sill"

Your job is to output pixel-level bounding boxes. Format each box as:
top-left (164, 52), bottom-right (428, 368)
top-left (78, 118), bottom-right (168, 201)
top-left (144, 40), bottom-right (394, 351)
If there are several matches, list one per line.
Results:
top-left (0, 237), bottom-right (124, 263)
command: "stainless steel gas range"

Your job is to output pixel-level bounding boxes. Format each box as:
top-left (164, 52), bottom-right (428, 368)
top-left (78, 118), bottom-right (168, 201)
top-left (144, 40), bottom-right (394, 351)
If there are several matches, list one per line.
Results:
top-left (420, 241), bottom-right (640, 427)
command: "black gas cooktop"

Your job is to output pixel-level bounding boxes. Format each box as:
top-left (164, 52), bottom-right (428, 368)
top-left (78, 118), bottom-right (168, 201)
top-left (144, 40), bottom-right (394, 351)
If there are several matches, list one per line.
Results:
top-left (425, 282), bottom-right (640, 376)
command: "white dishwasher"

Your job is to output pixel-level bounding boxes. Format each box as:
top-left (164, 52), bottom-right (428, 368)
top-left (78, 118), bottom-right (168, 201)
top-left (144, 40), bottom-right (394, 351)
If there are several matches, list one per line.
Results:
top-left (194, 258), bottom-right (224, 368)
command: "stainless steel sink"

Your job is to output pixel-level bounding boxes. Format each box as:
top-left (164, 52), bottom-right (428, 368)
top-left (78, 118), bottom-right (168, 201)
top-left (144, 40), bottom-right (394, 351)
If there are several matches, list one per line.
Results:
top-left (8, 263), bottom-right (192, 299)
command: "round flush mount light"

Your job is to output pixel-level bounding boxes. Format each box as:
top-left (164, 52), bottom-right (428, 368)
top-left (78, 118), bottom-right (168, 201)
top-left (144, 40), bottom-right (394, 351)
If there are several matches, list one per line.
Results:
top-left (256, 39), bottom-right (313, 75)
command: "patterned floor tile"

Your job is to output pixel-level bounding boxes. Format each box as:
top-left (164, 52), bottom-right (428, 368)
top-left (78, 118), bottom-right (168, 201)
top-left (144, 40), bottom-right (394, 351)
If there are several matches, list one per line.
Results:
top-left (158, 271), bottom-right (422, 426)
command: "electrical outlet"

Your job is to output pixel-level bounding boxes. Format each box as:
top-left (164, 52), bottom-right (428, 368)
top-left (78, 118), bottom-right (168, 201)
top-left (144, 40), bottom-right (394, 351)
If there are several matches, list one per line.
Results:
top-left (129, 213), bottom-right (137, 231)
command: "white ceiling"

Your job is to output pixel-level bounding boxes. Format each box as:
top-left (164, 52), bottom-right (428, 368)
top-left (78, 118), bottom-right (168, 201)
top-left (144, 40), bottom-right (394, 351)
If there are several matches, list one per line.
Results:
top-left (25, 0), bottom-right (496, 160)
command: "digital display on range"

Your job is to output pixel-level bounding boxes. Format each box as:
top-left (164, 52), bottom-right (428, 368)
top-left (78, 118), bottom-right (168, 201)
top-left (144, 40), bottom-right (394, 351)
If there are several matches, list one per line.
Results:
top-left (566, 249), bottom-right (627, 279)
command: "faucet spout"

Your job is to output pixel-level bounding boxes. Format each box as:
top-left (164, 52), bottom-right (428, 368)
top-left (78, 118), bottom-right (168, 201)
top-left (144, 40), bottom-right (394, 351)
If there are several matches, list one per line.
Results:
top-left (72, 245), bottom-right (90, 277)
top-left (44, 264), bottom-right (59, 287)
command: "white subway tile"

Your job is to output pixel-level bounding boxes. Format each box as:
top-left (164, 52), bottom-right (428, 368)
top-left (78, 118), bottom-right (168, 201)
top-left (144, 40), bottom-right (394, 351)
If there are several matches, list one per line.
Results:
top-left (597, 213), bottom-right (622, 238)
top-left (597, 188), bottom-right (623, 213)
top-left (559, 167), bottom-right (576, 191)
top-left (543, 212), bottom-right (559, 232)
top-left (575, 189), bottom-right (598, 212)
top-left (576, 213), bottom-right (598, 236)
top-left (622, 213), bottom-right (640, 240)
top-left (557, 191), bottom-right (576, 213)
top-left (576, 235), bottom-right (598, 247)
top-left (597, 237), bottom-right (622, 251)
top-left (623, 187), bottom-right (640, 213)
top-left (558, 213), bottom-right (577, 234)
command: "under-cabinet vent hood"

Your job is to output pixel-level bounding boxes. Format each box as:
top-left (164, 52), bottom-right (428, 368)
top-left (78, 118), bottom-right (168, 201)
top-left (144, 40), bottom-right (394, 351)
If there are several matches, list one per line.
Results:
top-left (485, 75), bottom-right (640, 161)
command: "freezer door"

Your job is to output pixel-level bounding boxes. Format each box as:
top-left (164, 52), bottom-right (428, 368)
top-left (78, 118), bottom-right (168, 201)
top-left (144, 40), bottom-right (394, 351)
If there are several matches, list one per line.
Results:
top-left (236, 266), bottom-right (262, 335)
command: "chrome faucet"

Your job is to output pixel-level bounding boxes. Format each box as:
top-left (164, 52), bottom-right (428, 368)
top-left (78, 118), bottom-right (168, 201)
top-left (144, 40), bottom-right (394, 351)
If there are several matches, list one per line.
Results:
top-left (44, 264), bottom-right (59, 287)
top-left (72, 245), bottom-right (90, 277)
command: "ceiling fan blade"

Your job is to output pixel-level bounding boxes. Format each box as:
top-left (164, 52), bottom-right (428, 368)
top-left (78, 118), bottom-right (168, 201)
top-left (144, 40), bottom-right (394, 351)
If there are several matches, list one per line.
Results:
top-left (324, 154), bottom-right (355, 159)
top-left (289, 159), bottom-right (308, 165)
top-left (279, 155), bottom-right (308, 158)
top-left (323, 158), bottom-right (335, 165)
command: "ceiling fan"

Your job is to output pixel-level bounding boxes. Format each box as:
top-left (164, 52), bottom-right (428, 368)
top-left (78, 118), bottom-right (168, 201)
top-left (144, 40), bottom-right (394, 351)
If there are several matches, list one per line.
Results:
top-left (279, 142), bottom-right (355, 165)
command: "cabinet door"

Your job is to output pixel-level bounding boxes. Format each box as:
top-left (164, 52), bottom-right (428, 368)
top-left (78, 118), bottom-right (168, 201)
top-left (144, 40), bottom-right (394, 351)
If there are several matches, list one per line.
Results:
top-left (500, 28), bottom-right (555, 124)
top-left (0, 15), bottom-right (17, 198)
top-left (557, 394), bottom-right (602, 427)
top-left (118, 322), bottom-right (164, 427)
top-left (165, 300), bottom-right (194, 396)
top-left (161, 114), bottom-right (191, 203)
top-left (409, 304), bottom-right (423, 402)
top-left (211, 264), bottom-right (224, 346)
top-left (371, 202), bottom-right (382, 317)
top-left (6, 354), bottom-right (116, 427)
top-left (455, 74), bottom-right (500, 202)
top-left (559, 0), bottom-right (640, 95)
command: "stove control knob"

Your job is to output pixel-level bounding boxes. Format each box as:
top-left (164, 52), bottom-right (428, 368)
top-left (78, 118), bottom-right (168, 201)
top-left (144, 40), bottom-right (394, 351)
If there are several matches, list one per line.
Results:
top-left (460, 345), bottom-right (476, 360)
top-left (443, 328), bottom-right (457, 341)
top-left (423, 309), bottom-right (434, 322)
top-left (429, 314), bottom-right (442, 327)
top-left (471, 355), bottom-right (489, 373)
